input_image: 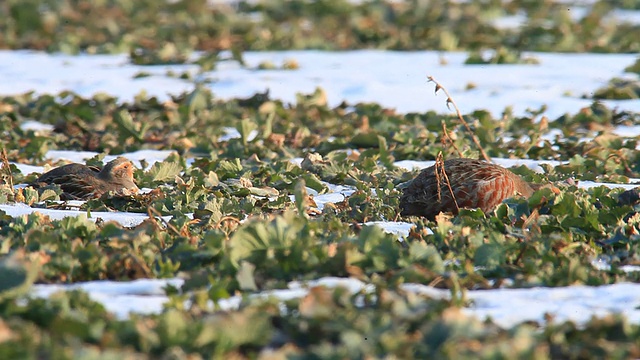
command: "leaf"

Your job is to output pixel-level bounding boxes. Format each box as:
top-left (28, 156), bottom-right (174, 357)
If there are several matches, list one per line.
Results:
top-left (217, 159), bottom-right (243, 178)
top-left (0, 252), bottom-right (40, 301)
top-left (205, 309), bottom-right (272, 351)
top-left (231, 46), bottom-right (246, 67)
top-left (39, 188), bottom-right (60, 201)
top-left (294, 179), bottom-right (308, 216)
top-left (205, 171), bottom-right (219, 187)
top-left (458, 208), bottom-right (486, 219)
top-left (202, 198), bottom-right (224, 223)
top-left (237, 118), bottom-right (258, 146)
top-left (474, 243), bottom-right (505, 270)
top-left (377, 135), bottom-right (394, 168)
top-left (299, 286), bottom-right (335, 319)
top-left (208, 280), bottom-right (231, 304)
top-left (195, 51), bottom-right (220, 72)
top-left (236, 261), bottom-right (258, 291)
top-left (186, 86), bottom-right (210, 114)
top-left (301, 173), bottom-right (328, 194)
top-left (528, 187), bottom-right (556, 207)
top-left (354, 225), bottom-right (401, 272)
top-left (228, 213), bottom-right (306, 268)
top-left (248, 186), bottom-right (279, 197)
top-left (350, 131), bottom-right (379, 147)
top-left (409, 243), bottom-right (444, 273)
top-left (157, 309), bottom-right (188, 344)
top-left (147, 161), bottom-right (184, 183)
top-left (113, 109), bottom-right (145, 142)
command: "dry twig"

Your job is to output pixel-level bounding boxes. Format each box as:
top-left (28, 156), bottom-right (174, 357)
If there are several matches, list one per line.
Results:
top-left (441, 120), bottom-right (463, 157)
top-left (428, 76), bottom-right (491, 162)
top-left (435, 152), bottom-right (460, 213)
top-left (148, 206), bottom-right (182, 238)
top-left (1, 148), bottom-right (14, 189)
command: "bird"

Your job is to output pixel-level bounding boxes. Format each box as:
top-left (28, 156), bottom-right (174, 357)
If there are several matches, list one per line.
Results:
top-left (399, 158), bottom-right (539, 220)
top-left (618, 187), bottom-right (640, 206)
top-left (33, 157), bottom-right (139, 200)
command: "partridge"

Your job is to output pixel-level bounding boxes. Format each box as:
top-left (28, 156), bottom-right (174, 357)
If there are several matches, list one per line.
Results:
top-left (34, 157), bottom-right (139, 200)
top-left (400, 158), bottom-right (537, 219)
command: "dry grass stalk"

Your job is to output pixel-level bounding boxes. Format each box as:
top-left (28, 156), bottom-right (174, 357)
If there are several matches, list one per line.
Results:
top-left (427, 76), bottom-right (491, 162)
top-left (1, 148), bottom-right (14, 190)
top-left (148, 206), bottom-right (182, 238)
top-left (434, 152), bottom-right (460, 213)
top-left (441, 120), bottom-right (463, 157)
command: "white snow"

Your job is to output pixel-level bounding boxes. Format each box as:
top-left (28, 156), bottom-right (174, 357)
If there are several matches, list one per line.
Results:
top-left (0, 50), bottom-right (639, 119)
top-left (19, 119), bottom-right (55, 132)
top-left (32, 278), bottom-right (185, 319)
top-left (0, 202), bottom-right (165, 228)
top-left (612, 125), bottom-right (640, 138)
top-left (364, 221), bottom-right (421, 239)
top-left (2, 47), bottom-right (640, 328)
top-left (30, 276), bottom-right (640, 329)
top-left (219, 127), bottom-right (259, 142)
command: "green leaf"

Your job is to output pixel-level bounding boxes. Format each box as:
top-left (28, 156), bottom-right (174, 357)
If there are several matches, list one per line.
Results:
top-left (205, 171), bottom-right (219, 187)
top-left (236, 261), bottom-right (258, 291)
top-left (377, 135), bottom-right (394, 168)
top-left (147, 161), bottom-right (183, 183)
top-left (208, 279), bottom-right (231, 303)
top-left (350, 132), bottom-right (379, 147)
top-left (458, 208), bottom-right (486, 219)
top-left (39, 188), bottom-right (60, 201)
top-left (157, 309), bottom-right (189, 344)
top-left (409, 243), bottom-right (444, 273)
top-left (0, 252), bottom-right (39, 301)
top-left (229, 212), bottom-right (306, 268)
top-left (237, 118), bottom-right (258, 146)
top-left (113, 109), bottom-right (146, 142)
top-left (294, 179), bottom-right (308, 216)
top-left (301, 173), bottom-right (328, 194)
top-left (248, 186), bottom-right (279, 197)
top-left (186, 86), bottom-right (209, 114)
top-left (474, 243), bottom-right (505, 270)
top-left (217, 159), bottom-right (243, 178)
top-left (528, 187), bottom-right (557, 207)
top-left (195, 51), bottom-right (219, 72)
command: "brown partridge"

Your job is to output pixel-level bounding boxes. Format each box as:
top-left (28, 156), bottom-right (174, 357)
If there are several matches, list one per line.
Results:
top-left (34, 157), bottom-right (139, 200)
top-left (400, 158), bottom-right (537, 219)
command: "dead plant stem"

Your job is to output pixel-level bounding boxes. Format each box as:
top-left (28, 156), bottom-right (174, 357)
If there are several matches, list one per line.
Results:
top-left (428, 76), bottom-right (491, 162)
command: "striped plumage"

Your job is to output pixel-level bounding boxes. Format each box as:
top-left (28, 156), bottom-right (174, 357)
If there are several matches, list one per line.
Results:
top-left (34, 157), bottom-right (139, 200)
top-left (399, 158), bottom-right (535, 219)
